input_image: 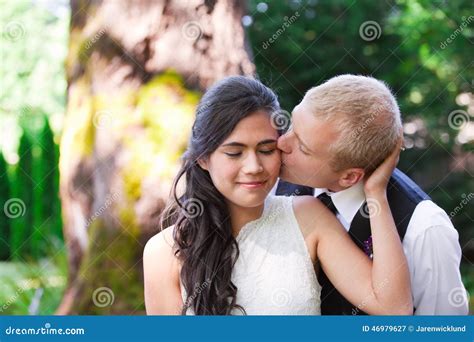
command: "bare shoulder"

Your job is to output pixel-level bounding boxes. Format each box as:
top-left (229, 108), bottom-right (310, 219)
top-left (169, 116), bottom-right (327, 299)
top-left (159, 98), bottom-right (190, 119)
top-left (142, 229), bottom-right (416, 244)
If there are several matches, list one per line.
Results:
top-left (293, 195), bottom-right (324, 212)
top-left (143, 226), bottom-right (182, 314)
top-left (143, 226), bottom-right (181, 285)
top-left (144, 226), bottom-right (177, 258)
top-left (293, 195), bottom-right (341, 238)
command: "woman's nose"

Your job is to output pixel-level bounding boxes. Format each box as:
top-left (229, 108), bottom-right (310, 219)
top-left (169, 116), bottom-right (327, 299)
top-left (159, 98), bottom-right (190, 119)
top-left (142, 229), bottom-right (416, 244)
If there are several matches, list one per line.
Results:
top-left (242, 153), bottom-right (264, 174)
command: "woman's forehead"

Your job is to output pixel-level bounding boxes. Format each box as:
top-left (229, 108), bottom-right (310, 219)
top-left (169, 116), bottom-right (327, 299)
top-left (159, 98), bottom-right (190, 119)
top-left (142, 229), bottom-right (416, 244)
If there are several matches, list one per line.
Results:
top-left (222, 111), bottom-right (278, 143)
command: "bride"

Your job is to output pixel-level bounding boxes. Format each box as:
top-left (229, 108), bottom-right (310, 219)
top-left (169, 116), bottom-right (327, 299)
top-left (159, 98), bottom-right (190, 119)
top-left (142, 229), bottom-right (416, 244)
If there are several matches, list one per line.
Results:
top-left (143, 76), bottom-right (412, 315)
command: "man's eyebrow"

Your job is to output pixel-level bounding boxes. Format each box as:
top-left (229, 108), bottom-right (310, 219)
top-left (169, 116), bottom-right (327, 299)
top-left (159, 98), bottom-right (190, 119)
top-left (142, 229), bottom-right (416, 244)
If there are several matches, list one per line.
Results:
top-left (221, 139), bottom-right (277, 147)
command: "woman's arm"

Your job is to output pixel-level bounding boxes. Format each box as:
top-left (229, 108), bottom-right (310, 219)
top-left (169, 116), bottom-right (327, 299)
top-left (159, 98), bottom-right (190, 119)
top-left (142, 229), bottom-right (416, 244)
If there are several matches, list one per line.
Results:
top-left (143, 226), bottom-right (183, 315)
top-left (359, 138), bottom-right (412, 314)
top-left (296, 140), bottom-right (412, 315)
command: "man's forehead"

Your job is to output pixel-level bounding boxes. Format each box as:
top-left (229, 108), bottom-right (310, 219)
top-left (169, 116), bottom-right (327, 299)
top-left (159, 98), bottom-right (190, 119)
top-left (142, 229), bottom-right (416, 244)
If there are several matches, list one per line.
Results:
top-left (292, 103), bottom-right (339, 147)
top-left (293, 99), bottom-right (315, 117)
top-left (292, 101), bottom-right (315, 126)
top-left (292, 102), bottom-right (305, 115)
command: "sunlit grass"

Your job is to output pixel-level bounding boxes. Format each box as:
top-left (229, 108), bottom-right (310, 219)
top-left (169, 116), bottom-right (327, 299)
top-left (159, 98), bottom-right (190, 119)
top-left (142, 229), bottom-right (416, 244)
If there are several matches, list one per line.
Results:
top-left (0, 240), bottom-right (67, 315)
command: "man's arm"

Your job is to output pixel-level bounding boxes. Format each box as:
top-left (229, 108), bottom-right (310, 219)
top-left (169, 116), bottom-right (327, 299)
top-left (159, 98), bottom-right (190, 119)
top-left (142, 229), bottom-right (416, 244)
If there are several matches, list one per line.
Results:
top-left (405, 201), bottom-right (468, 315)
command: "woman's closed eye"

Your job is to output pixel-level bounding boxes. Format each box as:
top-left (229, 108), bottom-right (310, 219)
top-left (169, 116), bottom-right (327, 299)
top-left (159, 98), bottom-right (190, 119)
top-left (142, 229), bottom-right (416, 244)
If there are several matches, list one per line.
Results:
top-left (224, 151), bottom-right (242, 157)
top-left (259, 148), bottom-right (276, 155)
top-left (224, 149), bottom-right (276, 158)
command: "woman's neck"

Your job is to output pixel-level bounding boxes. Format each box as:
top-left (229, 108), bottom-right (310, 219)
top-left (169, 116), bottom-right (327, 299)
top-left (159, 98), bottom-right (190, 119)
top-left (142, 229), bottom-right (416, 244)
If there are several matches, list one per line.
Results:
top-left (227, 202), bottom-right (265, 238)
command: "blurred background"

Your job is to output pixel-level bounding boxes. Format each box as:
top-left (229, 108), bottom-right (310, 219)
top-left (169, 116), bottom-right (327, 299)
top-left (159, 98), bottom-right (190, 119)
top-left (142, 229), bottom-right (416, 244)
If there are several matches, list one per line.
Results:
top-left (0, 0), bottom-right (472, 315)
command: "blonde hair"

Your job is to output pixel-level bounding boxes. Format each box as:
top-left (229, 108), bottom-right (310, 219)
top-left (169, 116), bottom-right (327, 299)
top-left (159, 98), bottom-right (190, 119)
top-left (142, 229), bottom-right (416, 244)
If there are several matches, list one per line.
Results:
top-left (304, 74), bottom-right (402, 174)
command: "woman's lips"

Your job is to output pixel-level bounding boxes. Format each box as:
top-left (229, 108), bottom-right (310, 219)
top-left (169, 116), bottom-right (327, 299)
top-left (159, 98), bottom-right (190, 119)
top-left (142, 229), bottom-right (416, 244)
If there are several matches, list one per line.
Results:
top-left (237, 180), bottom-right (267, 189)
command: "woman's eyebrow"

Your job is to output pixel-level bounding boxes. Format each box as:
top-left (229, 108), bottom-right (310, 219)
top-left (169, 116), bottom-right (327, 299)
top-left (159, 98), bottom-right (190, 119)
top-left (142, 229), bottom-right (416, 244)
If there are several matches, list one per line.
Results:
top-left (221, 139), bottom-right (277, 147)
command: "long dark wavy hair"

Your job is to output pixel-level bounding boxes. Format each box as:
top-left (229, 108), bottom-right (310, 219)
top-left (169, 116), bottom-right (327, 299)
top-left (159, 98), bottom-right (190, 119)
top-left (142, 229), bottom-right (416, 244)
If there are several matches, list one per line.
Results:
top-left (160, 76), bottom-right (279, 315)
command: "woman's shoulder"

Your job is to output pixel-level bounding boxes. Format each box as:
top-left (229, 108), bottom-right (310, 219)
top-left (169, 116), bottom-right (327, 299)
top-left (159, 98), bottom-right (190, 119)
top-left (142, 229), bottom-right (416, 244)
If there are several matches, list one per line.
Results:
top-left (292, 195), bottom-right (326, 217)
top-left (144, 226), bottom-right (176, 258)
top-left (143, 226), bottom-right (183, 314)
top-left (267, 195), bottom-right (324, 219)
top-left (292, 195), bottom-right (339, 238)
top-left (143, 226), bottom-right (181, 279)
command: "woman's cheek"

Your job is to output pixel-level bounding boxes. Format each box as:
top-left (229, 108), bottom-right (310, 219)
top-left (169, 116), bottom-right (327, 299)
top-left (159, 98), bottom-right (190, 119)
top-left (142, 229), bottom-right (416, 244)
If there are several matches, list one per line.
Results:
top-left (221, 162), bottom-right (241, 186)
top-left (268, 152), bottom-right (282, 176)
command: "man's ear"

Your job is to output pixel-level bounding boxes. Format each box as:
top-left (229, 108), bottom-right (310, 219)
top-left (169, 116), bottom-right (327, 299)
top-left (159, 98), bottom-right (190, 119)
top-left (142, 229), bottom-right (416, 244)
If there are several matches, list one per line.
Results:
top-left (197, 158), bottom-right (209, 171)
top-left (338, 168), bottom-right (365, 188)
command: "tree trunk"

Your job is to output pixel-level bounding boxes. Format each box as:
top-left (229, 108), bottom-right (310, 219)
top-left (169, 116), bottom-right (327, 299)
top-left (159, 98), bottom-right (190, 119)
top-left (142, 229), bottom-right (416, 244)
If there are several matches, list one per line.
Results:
top-left (57, 0), bottom-right (254, 314)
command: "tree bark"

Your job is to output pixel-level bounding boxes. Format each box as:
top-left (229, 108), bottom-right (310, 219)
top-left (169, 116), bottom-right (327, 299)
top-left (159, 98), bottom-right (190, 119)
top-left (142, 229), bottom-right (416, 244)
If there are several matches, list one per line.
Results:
top-left (57, 0), bottom-right (254, 314)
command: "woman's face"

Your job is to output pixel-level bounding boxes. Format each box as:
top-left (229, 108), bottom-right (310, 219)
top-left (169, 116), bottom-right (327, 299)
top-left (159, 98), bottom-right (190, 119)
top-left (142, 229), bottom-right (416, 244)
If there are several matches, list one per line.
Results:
top-left (200, 110), bottom-right (281, 209)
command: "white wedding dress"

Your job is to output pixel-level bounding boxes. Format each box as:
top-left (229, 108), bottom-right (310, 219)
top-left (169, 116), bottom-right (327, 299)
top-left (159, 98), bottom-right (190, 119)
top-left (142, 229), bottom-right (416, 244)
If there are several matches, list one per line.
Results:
top-left (181, 195), bottom-right (322, 315)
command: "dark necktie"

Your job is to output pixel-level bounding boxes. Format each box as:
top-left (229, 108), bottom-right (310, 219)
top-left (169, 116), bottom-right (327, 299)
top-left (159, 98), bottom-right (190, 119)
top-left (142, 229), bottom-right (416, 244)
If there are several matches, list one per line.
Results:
top-left (317, 192), bottom-right (338, 215)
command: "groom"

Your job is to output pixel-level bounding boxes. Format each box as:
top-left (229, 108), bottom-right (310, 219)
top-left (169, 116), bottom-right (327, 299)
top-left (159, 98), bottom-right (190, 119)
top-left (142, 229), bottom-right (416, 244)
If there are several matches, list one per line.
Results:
top-left (272, 75), bottom-right (468, 315)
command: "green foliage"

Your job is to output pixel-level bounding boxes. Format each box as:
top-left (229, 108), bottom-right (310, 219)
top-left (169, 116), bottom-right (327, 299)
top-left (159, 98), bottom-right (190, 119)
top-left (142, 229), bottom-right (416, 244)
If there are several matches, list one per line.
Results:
top-left (10, 131), bottom-right (35, 260)
top-left (31, 115), bottom-right (63, 259)
top-left (39, 116), bottom-right (63, 241)
top-left (0, 1), bottom-right (67, 263)
top-left (0, 153), bottom-right (11, 260)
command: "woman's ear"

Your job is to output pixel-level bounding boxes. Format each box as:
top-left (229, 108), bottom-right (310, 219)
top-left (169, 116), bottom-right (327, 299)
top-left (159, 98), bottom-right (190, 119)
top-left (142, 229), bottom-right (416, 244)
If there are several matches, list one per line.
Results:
top-left (197, 158), bottom-right (209, 171)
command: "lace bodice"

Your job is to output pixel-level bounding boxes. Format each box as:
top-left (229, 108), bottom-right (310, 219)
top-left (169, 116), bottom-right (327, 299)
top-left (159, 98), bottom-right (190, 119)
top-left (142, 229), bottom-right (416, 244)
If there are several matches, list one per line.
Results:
top-left (181, 195), bottom-right (321, 315)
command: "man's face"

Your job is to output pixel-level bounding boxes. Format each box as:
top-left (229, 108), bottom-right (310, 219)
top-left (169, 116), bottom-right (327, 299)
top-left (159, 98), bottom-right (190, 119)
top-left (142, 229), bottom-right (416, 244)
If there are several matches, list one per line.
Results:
top-left (277, 100), bottom-right (342, 190)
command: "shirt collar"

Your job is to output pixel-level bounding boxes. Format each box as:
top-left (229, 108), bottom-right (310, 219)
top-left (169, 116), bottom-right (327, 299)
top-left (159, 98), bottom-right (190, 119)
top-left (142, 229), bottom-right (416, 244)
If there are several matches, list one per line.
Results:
top-left (314, 181), bottom-right (366, 224)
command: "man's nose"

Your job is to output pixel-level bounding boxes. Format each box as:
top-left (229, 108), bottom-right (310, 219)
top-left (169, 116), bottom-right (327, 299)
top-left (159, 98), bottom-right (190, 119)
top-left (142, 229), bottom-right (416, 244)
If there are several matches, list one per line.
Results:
top-left (277, 133), bottom-right (292, 153)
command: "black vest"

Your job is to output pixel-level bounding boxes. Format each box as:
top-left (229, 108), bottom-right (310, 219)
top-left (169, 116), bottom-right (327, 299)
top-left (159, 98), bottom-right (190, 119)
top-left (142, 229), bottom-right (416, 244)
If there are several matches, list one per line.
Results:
top-left (275, 169), bottom-right (430, 315)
